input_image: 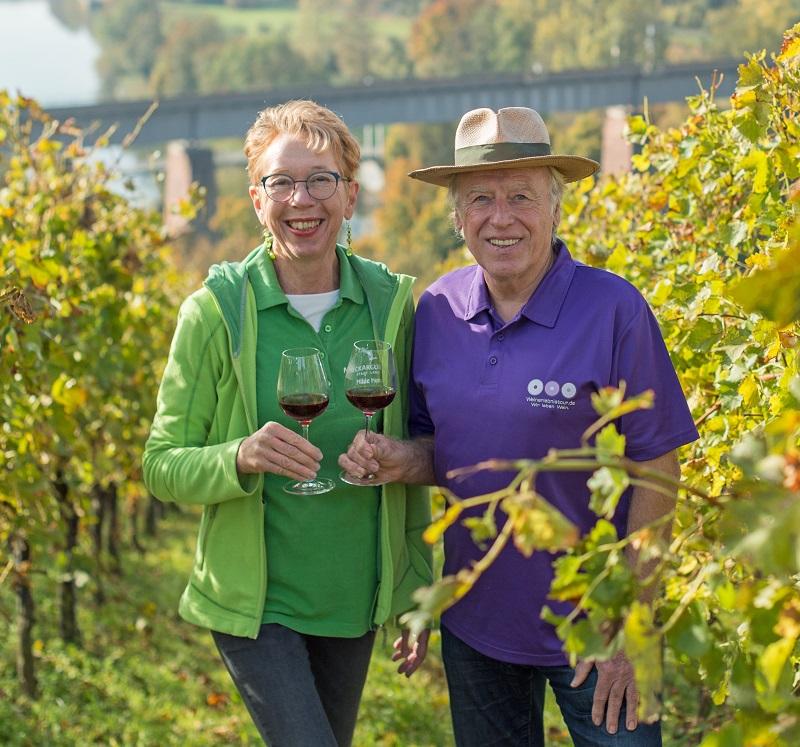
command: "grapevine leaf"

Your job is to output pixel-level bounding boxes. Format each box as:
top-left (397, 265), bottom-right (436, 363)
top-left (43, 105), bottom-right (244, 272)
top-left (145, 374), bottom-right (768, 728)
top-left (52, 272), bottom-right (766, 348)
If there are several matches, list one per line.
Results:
top-left (587, 467), bottom-right (630, 519)
top-left (729, 246), bottom-right (800, 327)
top-left (504, 491), bottom-right (579, 555)
top-left (623, 601), bottom-right (662, 723)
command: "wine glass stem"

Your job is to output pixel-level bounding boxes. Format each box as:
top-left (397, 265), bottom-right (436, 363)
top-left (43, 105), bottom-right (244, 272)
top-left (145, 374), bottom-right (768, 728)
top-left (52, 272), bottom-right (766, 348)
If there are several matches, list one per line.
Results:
top-left (301, 422), bottom-right (311, 443)
top-left (363, 413), bottom-right (373, 436)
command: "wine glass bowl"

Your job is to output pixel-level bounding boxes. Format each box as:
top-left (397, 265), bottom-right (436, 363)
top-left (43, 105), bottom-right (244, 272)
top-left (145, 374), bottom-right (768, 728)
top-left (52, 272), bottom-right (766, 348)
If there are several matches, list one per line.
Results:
top-left (345, 387), bottom-right (396, 415)
top-left (341, 340), bottom-right (397, 486)
top-left (279, 393), bottom-right (329, 422)
top-left (277, 347), bottom-right (335, 495)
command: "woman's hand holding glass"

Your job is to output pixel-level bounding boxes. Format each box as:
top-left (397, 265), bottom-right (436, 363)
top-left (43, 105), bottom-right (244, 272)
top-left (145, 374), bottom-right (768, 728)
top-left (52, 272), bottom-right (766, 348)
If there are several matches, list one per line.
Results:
top-left (236, 420), bottom-right (323, 482)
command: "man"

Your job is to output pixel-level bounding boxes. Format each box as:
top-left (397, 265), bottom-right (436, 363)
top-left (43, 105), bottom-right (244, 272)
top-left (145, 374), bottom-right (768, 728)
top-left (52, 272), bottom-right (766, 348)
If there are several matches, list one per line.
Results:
top-left (340, 107), bottom-right (699, 746)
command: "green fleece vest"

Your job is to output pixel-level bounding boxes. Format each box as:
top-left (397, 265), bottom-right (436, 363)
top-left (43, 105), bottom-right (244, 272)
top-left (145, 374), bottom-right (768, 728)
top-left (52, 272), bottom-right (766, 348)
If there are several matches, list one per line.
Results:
top-left (143, 244), bottom-right (433, 638)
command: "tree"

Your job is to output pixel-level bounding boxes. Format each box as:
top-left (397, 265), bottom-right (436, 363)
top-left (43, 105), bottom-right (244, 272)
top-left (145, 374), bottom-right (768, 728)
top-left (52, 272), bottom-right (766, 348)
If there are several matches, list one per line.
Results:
top-left (408, 0), bottom-right (503, 78)
top-left (92, 0), bottom-right (163, 98)
top-left (47, 0), bottom-right (89, 31)
top-left (149, 17), bottom-right (228, 97)
top-left (408, 0), bottom-right (669, 79)
top-left (528, 0), bottom-right (667, 72)
top-left (492, 0), bottom-right (538, 73)
top-left (706, 0), bottom-right (800, 58)
top-left (293, 0), bottom-right (340, 80)
top-left (374, 0), bottom-right (428, 13)
top-left (547, 110), bottom-right (604, 164)
top-left (291, 0), bottom-right (409, 84)
top-left (197, 34), bottom-right (325, 94)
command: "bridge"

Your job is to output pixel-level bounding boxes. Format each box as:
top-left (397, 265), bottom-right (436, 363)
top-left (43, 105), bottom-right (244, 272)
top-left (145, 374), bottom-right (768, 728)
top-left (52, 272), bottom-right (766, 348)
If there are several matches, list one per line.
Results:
top-left (44, 60), bottom-right (740, 233)
top-left (48, 60), bottom-right (740, 147)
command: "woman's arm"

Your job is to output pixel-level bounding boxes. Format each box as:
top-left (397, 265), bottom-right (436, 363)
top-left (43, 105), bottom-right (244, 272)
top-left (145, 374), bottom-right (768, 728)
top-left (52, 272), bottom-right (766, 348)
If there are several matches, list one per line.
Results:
top-left (143, 294), bottom-right (257, 505)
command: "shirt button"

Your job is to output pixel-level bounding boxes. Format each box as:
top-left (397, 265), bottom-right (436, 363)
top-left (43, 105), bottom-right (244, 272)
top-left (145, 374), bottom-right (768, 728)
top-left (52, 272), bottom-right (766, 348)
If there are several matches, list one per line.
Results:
top-left (489, 356), bottom-right (498, 365)
top-left (323, 324), bottom-right (332, 333)
top-left (497, 333), bottom-right (505, 341)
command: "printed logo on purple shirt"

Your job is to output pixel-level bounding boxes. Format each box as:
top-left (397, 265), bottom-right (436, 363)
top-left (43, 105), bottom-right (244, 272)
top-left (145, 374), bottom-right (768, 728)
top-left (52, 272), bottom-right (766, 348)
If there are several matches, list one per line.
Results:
top-left (526, 378), bottom-right (578, 411)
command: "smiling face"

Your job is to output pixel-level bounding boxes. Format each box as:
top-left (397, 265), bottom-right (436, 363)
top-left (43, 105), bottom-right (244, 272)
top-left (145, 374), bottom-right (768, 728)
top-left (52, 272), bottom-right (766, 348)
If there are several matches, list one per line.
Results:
top-left (453, 166), bottom-right (560, 293)
top-left (248, 133), bottom-right (359, 264)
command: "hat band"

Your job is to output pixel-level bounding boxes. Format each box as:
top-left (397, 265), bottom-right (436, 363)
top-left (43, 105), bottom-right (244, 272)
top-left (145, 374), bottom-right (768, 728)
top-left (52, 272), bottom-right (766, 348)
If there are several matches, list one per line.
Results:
top-left (454, 142), bottom-right (552, 166)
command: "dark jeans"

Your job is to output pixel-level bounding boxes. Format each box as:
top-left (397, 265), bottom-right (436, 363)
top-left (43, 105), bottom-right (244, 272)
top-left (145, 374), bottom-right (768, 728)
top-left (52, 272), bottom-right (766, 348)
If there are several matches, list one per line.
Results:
top-left (212, 623), bottom-right (375, 747)
top-left (441, 626), bottom-right (662, 747)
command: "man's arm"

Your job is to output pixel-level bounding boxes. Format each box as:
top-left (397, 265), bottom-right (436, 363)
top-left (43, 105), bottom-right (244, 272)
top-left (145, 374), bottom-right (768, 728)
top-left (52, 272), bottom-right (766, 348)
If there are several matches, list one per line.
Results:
top-left (624, 449), bottom-right (680, 600)
top-left (571, 449), bottom-right (680, 734)
top-left (338, 433), bottom-right (435, 485)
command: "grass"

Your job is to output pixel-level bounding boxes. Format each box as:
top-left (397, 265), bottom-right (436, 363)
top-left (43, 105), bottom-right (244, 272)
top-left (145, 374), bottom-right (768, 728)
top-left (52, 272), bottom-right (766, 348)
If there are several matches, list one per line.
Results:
top-left (0, 509), bottom-right (260, 746)
top-left (356, 629), bottom-right (452, 746)
top-left (1, 506), bottom-right (570, 745)
top-left (160, 2), bottom-right (412, 41)
top-left (0, 506), bottom-right (451, 745)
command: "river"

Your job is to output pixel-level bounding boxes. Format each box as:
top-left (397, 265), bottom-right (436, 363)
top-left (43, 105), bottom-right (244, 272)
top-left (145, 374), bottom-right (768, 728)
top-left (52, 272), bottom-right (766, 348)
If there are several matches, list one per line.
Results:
top-left (0, 0), bottom-right (100, 105)
top-left (0, 1), bottom-right (163, 208)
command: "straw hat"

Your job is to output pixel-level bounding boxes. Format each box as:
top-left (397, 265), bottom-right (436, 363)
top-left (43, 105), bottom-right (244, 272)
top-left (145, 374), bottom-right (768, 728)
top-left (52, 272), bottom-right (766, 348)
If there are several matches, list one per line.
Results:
top-left (408, 106), bottom-right (599, 187)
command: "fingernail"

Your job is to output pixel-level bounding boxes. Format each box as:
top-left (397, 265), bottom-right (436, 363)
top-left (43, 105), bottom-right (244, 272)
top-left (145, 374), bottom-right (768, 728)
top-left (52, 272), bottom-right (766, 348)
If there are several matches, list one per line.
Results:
top-left (592, 716), bottom-right (601, 726)
top-left (627, 721), bottom-right (636, 731)
top-left (608, 726), bottom-right (617, 735)
top-left (569, 679), bottom-right (576, 687)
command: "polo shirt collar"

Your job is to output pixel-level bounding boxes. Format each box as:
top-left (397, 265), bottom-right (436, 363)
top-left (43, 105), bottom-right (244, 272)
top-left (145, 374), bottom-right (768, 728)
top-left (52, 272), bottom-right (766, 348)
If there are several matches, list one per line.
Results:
top-left (520, 240), bottom-right (575, 327)
top-left (248, 244), bottom-right (365, 310)
top-left (463, 239), bottom-right (576, 328)
top-left (464, 267), bottom-right (493, 320)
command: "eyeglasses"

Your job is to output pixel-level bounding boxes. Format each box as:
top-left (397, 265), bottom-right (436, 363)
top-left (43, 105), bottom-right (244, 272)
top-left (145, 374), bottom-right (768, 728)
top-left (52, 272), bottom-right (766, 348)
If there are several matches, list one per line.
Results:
top-left (260, 171), bottom-right (350, 202)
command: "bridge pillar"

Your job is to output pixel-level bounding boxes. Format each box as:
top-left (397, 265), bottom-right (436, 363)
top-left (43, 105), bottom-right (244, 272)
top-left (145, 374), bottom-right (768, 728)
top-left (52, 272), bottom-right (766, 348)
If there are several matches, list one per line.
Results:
top-left (361, 123), bottom-right (385, 161)
top-left (600, 106), bottom-right (633, 177)
top-left (163, 140), bottom-right (217, 237)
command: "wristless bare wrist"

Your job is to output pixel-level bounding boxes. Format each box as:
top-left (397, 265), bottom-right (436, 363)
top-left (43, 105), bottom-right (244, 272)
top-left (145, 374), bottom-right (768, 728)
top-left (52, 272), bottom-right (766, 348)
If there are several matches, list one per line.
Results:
top-left (397, 436), bottom-right (435, 485)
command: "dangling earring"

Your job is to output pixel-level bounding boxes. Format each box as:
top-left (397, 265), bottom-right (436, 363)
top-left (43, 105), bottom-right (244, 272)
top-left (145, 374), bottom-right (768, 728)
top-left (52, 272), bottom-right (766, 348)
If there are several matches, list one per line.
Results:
top-left (345, 220), bottom-right (353, 257)
top-left (263, 228), bottom-right (276, 260)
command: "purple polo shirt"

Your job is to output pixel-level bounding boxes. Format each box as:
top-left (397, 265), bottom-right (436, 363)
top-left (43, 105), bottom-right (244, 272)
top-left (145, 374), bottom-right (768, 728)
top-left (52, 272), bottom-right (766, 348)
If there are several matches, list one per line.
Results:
top-left (409, 241), bottom-right (698, 666)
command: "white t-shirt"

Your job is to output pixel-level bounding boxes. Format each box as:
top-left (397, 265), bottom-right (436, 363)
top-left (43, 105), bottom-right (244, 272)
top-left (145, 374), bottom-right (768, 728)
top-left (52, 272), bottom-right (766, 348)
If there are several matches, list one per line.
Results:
top-left (286, 290), bottom-right (340, 333)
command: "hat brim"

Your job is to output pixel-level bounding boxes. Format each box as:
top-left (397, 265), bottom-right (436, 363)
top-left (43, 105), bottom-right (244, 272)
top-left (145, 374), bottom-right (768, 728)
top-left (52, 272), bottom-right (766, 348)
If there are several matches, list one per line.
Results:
top-left (408, 155), bottom-right (599, 187)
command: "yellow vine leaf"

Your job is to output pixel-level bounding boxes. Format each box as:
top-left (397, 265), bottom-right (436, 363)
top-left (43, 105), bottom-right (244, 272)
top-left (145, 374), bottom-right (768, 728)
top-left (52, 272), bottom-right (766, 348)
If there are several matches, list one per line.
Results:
top-left (738, 375), bottom-right (759, 408)
top-left (422, 502), bottom-right (463, 545)
top-left (777, 35), bottom-right (800, 62)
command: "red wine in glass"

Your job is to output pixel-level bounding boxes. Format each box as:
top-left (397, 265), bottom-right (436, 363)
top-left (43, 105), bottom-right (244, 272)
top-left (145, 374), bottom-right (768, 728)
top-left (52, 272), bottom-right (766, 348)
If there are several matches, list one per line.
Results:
top-left (341, 340), bottom-right (398, 486)
top-left (345, 386), bottom-right (395, 414)
top-left (280, 393), bottom-right (330, 421)
top-left (277, 347), bottom-right (334, 495)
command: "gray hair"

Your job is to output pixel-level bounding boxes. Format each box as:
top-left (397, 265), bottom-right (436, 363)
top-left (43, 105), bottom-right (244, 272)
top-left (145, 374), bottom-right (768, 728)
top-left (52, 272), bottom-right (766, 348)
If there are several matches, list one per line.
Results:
top-left (448, 167), bottom-right (565, 243)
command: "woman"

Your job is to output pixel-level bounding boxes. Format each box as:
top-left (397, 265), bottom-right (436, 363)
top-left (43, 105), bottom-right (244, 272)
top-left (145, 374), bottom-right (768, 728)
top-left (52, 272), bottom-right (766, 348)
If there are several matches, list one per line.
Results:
top-left (143, 100), bottom-right (432, 746)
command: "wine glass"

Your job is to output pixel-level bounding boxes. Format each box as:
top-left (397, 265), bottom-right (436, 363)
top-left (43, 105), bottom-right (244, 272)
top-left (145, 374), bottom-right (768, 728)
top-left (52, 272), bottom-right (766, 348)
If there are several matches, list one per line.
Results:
top-left (277, 347), bottom-right (335, 495)
top-left (341, 340), bottom-right (398, 486)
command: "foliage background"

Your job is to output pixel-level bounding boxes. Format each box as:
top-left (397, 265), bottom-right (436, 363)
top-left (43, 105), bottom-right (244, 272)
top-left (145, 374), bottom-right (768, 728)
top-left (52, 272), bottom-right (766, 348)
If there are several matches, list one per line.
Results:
top-left (3, 2), bottom-right (800, 745)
